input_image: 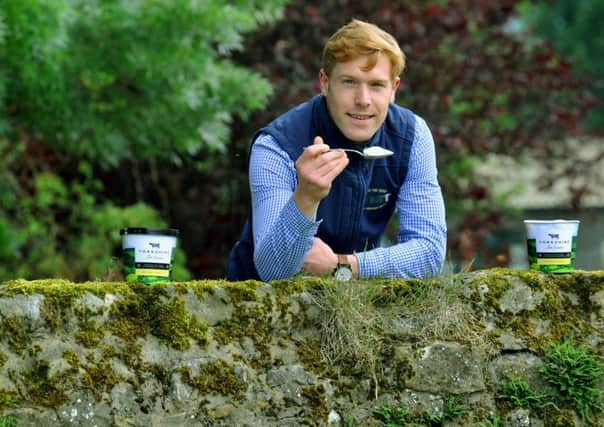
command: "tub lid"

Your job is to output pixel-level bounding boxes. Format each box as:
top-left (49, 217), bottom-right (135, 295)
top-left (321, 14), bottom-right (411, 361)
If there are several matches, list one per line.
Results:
top-left (120, 227), bottom-right (179, 236)
top-left (523, 219), bottom-right (580, 224)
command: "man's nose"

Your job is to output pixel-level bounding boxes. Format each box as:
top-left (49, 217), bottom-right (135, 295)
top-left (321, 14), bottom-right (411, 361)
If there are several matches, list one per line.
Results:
top-left (355, 84), bottom-right (370, 106)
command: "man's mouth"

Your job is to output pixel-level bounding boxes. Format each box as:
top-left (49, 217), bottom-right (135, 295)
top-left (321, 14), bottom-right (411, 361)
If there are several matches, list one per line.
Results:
top-left (348, 113), bottom-right (373, 121)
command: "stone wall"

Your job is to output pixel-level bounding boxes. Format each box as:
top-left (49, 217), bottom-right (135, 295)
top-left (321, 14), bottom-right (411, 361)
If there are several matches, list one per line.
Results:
top-left (0, 269), bottom-right (603, 426)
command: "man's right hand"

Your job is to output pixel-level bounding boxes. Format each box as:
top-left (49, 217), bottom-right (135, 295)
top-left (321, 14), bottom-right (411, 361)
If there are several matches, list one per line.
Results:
top-left (294, 136), bottom-right (349, 219)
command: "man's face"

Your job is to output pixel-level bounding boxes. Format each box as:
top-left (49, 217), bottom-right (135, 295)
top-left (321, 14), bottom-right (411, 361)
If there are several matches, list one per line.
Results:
top-left (319, 55), bottom-right (400, 143)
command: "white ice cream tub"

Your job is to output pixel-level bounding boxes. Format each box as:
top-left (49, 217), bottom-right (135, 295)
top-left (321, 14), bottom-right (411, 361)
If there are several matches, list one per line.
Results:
top-left (523, 219), bottom-right (580, 273)
top-left (120, 227), bottom-right (179, 284)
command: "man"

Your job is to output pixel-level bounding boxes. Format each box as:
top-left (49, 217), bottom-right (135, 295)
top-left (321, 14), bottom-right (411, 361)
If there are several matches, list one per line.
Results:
top-left (227, 19), bottom-right (446, 281)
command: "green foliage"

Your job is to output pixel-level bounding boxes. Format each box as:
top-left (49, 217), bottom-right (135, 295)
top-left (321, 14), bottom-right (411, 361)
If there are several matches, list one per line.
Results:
top-left (0, 188), bottom-right (190, 282)
top-left (477, 414), bottom-right (502, 427)
top-left (442, 395), bottom-right (469, 420)
top-left (497, 378), bottom-right (553, 411)
top-left (373, 395), bottom-right (468, 426)
top-left (497, 339), bottom-right (603, 424)
top-left (0, 0), bottom-right (285, 168)
top-left (540, 339), bottom-right (603, 424)
top-left (0, 1), bottom-right (286, 280)
top-left (0, 10), bottom-right (5, 127)
top-left (374, 405), bottom-right (410, 426)
top-left (0, 10), bottom-right (5, 40)
top-left (0, 138), bottom-right (190, 281)
top-left (0, 415), bottom-right (17, 427)
top-left (520, 0), bottom-right (604, 128)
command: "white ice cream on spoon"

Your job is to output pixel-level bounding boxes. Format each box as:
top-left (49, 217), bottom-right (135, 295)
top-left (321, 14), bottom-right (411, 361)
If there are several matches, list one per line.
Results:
top-left (332, 146), bottom-right (394, 159)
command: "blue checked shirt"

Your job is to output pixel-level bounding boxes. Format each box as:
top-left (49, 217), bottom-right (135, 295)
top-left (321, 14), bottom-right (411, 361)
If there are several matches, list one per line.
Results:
top-left (249, 114), bottom-right (446, 281)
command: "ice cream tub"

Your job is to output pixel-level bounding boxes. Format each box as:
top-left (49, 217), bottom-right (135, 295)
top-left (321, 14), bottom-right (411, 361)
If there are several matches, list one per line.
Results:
top-left (523, 220), bottom-right (580, 273)
top-left (120, 227), bottom-right (179, 284)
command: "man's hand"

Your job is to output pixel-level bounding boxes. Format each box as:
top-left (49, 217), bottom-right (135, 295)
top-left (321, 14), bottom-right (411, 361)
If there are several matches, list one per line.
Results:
top-left (294, 136), bottom-right (349, 219)
top-left (302, 237), bottom-right (338, 276)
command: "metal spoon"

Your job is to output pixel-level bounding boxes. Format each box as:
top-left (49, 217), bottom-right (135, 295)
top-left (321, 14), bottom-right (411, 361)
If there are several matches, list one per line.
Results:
top-left (332, 146), bottom-right (394, 159)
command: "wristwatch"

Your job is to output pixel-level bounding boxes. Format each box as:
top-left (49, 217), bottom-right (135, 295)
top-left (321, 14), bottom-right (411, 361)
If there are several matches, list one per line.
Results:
top-left (333, 255), bottom-right (353, 281)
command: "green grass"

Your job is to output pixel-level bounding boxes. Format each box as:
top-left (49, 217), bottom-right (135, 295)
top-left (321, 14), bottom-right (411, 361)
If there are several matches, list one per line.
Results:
top-left (309, 274), bottom-right (488, 399)
top-left (310, 280), bottom-right (386, 397)
top-left (373, 395), bottom-right (468, 426)
top-left (497, 378), bottom-right (554, 410)
top-left (477, 414), bottom-right (502, 427)
top-left (497, 339), bottom-right (603, 424)
top-left (373, 405), bottom-right (410, 426)
top-left (540, 339), bottom-right (603, 424)
top-left (0, 415), bottom-right (18, 427)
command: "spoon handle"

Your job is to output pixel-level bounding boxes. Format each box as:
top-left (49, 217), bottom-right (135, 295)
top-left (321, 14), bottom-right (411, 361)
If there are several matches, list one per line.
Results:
top-left (330, 148), bottom-right (363, 156)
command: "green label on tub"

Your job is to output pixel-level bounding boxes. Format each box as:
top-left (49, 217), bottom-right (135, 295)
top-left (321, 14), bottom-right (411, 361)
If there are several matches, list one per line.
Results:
top-left (526, 237), bottom-right (577, 273)
top-left (122, 248), bottom-right (173, 285)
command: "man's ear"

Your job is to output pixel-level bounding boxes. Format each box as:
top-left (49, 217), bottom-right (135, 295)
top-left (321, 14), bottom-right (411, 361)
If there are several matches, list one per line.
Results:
top-left (390, 77), bottom-right (401, 103)
top-left (319, 69), bottom-right (329, 96)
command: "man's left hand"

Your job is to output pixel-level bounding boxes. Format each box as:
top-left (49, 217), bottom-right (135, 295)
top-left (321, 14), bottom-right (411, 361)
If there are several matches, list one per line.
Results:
top-left (302, 237), bottom-right (338, 276)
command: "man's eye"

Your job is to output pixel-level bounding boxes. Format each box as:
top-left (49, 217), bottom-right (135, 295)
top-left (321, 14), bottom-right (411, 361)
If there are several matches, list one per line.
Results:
top-left (372, 82), bottom-right (386, 88)
top-left (343, 79), bottom-right (355, 85)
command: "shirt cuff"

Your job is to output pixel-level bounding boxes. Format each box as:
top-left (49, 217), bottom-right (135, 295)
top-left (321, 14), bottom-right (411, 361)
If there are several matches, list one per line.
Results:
top-left (283, 195), bottom-right (321, 237)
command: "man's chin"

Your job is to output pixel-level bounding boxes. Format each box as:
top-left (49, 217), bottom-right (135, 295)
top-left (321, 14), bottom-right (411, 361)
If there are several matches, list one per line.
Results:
top-left (344, 131), bottom-right (373, 144)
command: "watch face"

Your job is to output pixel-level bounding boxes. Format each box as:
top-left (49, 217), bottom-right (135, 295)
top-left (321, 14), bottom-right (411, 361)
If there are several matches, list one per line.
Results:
top-left (334, 265), bottom-right (353, 281)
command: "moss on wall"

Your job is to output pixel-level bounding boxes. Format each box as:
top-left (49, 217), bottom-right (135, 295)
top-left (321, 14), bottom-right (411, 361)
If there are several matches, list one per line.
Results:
top-left (464, 269), bottom-right (604, 349)
top-left (0, 270), bottom-right (602, 426)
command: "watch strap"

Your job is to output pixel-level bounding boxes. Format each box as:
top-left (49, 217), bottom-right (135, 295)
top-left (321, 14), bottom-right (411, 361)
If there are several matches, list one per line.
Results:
top-left (337, 254), bottom-right (351, 268)
top-left (333, 254), bottom-right (353, 280)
